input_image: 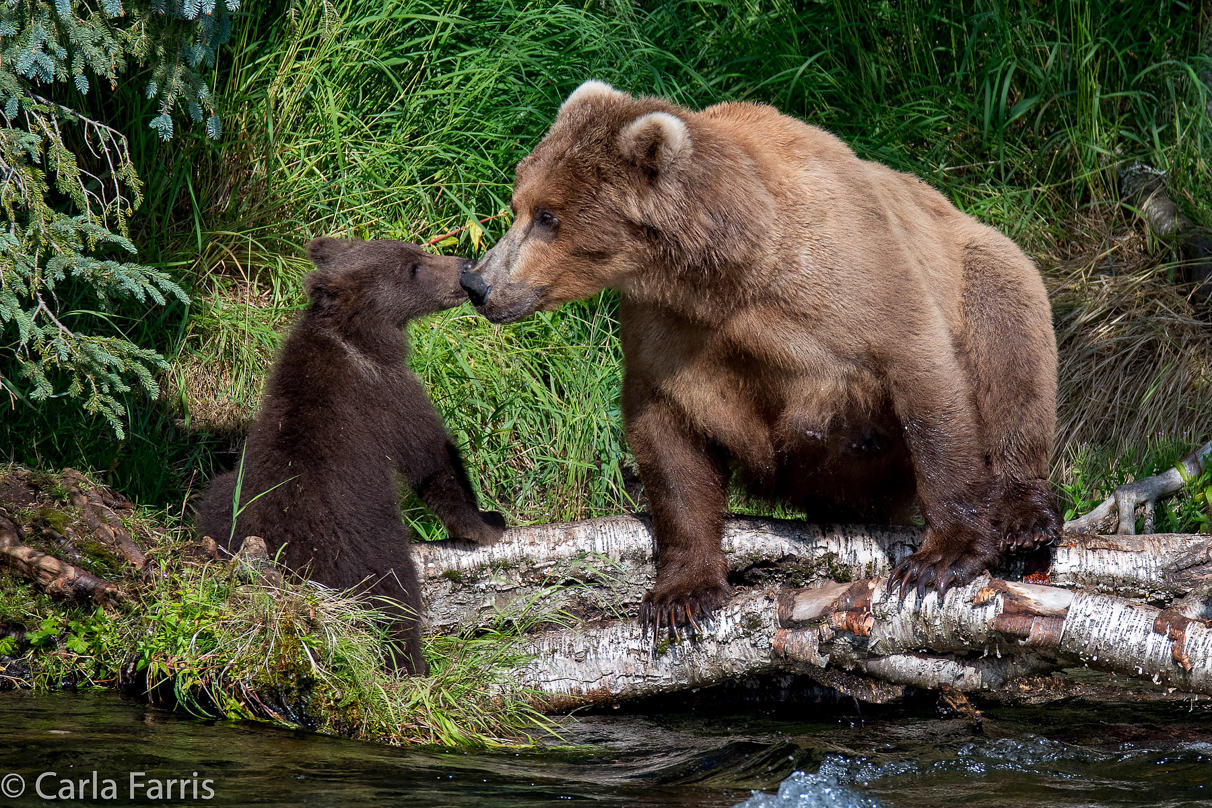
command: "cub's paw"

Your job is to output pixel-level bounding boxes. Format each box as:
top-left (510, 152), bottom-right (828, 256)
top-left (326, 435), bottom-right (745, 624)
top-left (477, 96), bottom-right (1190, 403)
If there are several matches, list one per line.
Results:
top-left (887, 543), bottom-right (997, 603)
top-left (466, 511), bottom-right (507, 545)
top-left (993, 480), bottom-right (1061, 554)
top-left (639, 570), bottom-right (731, 643)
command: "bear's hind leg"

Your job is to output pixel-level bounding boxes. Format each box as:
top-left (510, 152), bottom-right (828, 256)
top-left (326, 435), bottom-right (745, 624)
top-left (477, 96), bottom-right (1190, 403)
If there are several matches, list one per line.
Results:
top-left (194, 471), bottom-right (239, 554)
top-left (958, 242), bottom-right (1062, 554)
top-left (352, 525), bottom-right (429, 676)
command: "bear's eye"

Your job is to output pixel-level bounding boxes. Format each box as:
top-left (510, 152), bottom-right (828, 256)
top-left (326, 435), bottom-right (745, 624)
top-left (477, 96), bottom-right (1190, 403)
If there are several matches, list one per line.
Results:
top-left (534, 209), bottom-right (559, 230)
top-left (409, 263), bottom-right (420, 277)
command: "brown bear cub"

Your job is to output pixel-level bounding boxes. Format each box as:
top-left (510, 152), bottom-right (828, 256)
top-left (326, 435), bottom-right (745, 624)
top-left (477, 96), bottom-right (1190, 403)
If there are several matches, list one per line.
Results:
top-left (197, 238), bottom-right (505, 674)
top-left (461, 81), bottom-right (1060, 634)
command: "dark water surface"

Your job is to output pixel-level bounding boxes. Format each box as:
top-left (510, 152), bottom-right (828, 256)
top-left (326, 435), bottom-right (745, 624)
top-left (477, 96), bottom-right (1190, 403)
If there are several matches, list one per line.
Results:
top-left (1, 690), bottom-right (1211, 806)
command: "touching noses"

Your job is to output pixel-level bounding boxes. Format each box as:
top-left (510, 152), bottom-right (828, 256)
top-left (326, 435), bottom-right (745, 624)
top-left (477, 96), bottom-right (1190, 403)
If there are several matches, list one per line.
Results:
top-left (460, 267), bottom-right (491, 306)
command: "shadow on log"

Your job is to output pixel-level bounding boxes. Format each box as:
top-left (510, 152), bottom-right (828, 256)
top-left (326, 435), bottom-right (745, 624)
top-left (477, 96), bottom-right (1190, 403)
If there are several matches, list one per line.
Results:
top-left (417, 516), bottom-right (1212, 709)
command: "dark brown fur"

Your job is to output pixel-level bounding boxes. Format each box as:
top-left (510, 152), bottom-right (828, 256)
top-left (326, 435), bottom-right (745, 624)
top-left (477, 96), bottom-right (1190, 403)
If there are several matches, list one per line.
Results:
top-left (197, 238), bottom-right (504, 673)
top-left (461, 81), bottom-right (1060, 631)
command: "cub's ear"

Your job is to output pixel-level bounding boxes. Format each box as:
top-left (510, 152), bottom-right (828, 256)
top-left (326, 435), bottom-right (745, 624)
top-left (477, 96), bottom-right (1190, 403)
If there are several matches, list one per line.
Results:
top-left (303, 270), bottom-right (340, 310)
top-left (618, 111), bottom-right (692, 177)
top-left (307, 237), bottom-right (353, 268)
top-left (559, 79), bottom-right (630, 114)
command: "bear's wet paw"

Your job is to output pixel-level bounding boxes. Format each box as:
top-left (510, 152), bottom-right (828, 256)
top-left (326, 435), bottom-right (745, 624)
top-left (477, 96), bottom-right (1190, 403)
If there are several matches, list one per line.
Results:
top-left (449, 511), bottom-right (507, 545)
top-left (993, 480), bottom-right (1061, 554)
top-left (887, 545), bottom-right (995, 603)
top-left (639, 579), bottom-right (731, 644)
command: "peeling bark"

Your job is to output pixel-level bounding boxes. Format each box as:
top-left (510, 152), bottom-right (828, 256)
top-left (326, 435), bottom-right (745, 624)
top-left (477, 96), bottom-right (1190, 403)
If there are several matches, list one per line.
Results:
top-left (775, 578), bottom-right (1212, 694)
top-left (418, 516), bottom-right (1212, 633)
top-left (500, 574), bottom-right (1212, 708)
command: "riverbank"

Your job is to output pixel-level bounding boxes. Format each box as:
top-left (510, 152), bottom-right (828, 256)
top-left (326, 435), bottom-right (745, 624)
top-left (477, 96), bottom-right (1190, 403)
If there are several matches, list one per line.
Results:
top-left (0, 465), bottom-right (551, 747)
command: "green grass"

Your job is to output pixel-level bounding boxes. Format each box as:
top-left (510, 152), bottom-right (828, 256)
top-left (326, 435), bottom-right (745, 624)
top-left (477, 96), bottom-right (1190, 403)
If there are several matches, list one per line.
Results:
top-left (5, 1), bottom-right (1211, 512)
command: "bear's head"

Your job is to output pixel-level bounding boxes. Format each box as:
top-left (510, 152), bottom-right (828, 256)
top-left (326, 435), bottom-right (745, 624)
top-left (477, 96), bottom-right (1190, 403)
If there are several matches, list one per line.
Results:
top-left (304, 238), bottom-right (473, 327)
top-left (461, 80), bottom-right (731, 324)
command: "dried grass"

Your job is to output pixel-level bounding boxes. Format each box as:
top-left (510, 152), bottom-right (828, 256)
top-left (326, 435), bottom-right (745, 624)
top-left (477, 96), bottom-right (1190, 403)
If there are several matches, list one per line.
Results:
top-left (1044, 205), bottom-right (1212, 472)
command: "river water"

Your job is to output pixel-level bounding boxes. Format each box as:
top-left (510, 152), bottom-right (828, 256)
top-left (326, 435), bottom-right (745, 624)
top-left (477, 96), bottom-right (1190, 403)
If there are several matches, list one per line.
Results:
top-left (1, 689), bottom-right (1210, 806)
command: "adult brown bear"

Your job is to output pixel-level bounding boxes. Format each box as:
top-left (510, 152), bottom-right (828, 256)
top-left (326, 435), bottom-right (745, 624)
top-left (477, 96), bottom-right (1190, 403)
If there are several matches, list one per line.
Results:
top-left (460, 81), bottom-right (1060, 634)
top-left (197, 238), bottom-right (505, 674)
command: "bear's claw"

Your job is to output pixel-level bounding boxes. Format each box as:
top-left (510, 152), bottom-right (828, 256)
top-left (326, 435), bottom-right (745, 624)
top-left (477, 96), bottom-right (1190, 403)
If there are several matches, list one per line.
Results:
top-left (992, 479), bottom-right (1062, 555)
top-left (887, 546), bottom-right (993, 603)
top-left (640, 588), bottom-right (726, 644)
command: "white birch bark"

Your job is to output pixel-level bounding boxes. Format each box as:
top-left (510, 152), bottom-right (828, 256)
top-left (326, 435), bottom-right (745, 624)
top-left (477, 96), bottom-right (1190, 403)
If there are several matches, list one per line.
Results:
top-left (415, 515), bottom-right (920, 633)
top-left (415, 517), bottom-right (1212, 708)
top-left (417, 516), bottom-right (1212, 633)
top-left (1048, 532), bottom-right (1212, 596)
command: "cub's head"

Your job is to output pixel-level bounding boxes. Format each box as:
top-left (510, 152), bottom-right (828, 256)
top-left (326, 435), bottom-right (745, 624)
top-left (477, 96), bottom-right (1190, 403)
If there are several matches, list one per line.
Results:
top-left (460, 80), bottom-right (695, 323)
top-left (304, 238), bottom-right (472, 327)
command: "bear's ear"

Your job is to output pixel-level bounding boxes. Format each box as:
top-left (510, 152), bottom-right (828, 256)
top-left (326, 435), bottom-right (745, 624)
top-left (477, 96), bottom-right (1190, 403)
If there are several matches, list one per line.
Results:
top-left (559, 79), bottom-right (629, 114)
top-left (307, 237), bottom-right (352, 268)
top-left (303, 270), bottom-right (340, 311)
top-left (618, 111), bottom-right (692, 177)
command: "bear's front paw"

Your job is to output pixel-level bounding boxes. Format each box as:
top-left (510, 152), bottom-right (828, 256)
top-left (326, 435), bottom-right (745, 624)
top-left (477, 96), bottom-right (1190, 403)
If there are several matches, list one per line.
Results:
top-left (993, 479), bottom-right (1061, 553)
top-left (886, 540), bottom-right (997, 603)
top-left (639, 568), bottom-right (731, 643)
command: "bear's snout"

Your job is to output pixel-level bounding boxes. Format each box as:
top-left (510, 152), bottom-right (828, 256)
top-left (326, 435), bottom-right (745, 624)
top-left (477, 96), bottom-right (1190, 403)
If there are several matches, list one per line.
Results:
top-left (460, 269), bottom-right (491, 306)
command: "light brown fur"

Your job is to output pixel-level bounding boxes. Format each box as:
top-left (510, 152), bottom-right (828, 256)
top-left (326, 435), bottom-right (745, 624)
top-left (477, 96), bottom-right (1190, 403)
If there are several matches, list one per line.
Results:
top-left (461, 81), bottom-right (1059, 629)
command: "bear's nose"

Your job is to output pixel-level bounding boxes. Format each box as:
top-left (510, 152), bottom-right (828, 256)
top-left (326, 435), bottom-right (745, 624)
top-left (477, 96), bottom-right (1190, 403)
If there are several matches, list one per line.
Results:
top-left (460, 269), bottom-right (491, 306)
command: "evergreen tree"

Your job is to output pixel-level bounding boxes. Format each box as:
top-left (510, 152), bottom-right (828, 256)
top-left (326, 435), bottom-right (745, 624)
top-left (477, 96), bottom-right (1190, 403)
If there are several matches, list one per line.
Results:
top-left (0, 0), bottom-right (237, 437)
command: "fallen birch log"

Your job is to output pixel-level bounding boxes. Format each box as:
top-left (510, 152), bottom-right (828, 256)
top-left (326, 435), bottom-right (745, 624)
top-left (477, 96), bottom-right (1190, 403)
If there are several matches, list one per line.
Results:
top-left (775, 577), bottom-right (1212, 694)
top-left (415, 516), bottom-right (921, 633)
top-left (1047, 531), bottom-right (1212, 597)
top-left (416, 516), bottom-right (1212, 708)
top-left (417, 516), bottom-right (1212, 632)
top-left (509, 574), bottom-right (1212, 709)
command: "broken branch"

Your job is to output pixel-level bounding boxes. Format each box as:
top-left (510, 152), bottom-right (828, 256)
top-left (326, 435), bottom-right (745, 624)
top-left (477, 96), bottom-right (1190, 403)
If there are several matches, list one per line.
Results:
top-left (0, 513), bottom-right (122, 605)
top-left (1065, 441), bottom-right (1211, 535)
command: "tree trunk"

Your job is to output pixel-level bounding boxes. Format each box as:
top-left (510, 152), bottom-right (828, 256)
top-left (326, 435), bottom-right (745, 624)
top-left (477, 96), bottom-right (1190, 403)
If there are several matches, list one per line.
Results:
top-left (417, 516), bottom-right (1212, 708)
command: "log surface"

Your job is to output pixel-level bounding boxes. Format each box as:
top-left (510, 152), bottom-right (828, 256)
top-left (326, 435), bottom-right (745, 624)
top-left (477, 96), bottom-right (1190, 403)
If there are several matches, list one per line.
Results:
top-left (416, 516), bottom-right (1212, 708)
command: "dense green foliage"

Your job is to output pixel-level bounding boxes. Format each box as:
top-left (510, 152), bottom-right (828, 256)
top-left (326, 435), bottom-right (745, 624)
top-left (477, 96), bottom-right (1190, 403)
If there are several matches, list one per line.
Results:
top-left (0, 0), bottom-right (243, 436)
top-left (4, 0), bottom-right (1211, 518)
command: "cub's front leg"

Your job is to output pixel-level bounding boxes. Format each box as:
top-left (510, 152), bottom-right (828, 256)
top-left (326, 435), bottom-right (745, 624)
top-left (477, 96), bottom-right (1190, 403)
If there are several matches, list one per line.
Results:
top-left (410, 440), bottom-right (507, 545)
top-left (625, 381), bottom-right (731, 638)
top-left (395, 384), bottom-right (505, 545)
